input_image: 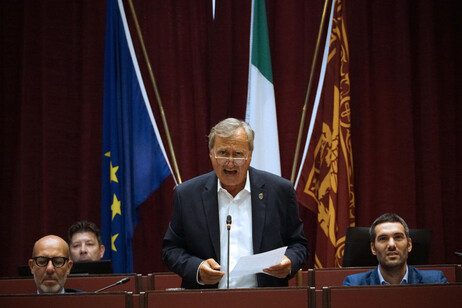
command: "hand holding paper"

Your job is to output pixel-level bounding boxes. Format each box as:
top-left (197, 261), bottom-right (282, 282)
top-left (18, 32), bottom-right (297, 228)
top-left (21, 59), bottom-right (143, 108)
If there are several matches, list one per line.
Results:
top-left (230, 246), bottom-right (287, 278)
top-left (262, 255), bottom-right (292, 278)
top-left (199, 258), bottom-right (225, 285)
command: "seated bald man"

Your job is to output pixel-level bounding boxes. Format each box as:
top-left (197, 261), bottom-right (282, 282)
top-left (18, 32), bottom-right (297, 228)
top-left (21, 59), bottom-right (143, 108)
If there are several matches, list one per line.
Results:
top-left (28, 235), bottom-right (81, 294)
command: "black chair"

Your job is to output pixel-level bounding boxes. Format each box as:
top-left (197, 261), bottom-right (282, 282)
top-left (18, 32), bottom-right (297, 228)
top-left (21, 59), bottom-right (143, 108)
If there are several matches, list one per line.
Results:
top-left (70, 260), bottom-right (113, 275)
top-left (342, 226), bottom-right (431, 267)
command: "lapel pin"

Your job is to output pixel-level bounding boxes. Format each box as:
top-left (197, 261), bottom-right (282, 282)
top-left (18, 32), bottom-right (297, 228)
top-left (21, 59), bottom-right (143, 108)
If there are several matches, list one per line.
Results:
top-left (259, 193), bottom-right (264, 200)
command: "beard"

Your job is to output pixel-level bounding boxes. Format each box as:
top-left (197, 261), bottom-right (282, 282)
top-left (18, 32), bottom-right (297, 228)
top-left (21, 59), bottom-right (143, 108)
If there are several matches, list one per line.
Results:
top-left (35, 273), bottom-right (66, 294)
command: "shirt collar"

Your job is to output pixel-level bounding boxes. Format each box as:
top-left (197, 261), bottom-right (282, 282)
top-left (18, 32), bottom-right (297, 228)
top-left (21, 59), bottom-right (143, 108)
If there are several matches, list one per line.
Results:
top-left (217, 170), bottom-right (251, 195)
top-left (37, 288), bottom-right (65, 294)
top-left (378, 265), bottom-right (408, 285)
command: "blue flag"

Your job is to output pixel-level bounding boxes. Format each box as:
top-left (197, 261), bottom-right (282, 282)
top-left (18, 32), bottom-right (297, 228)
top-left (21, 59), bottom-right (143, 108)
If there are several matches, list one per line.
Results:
top-left (101, 0), bottom-right (172, 273)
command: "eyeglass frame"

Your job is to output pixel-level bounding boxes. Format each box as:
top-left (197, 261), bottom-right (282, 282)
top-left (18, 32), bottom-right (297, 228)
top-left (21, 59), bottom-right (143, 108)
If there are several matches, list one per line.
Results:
top-left (213, 150), bottom-right (249, 166)
top-left (31, 256), bottom-right (69, 268)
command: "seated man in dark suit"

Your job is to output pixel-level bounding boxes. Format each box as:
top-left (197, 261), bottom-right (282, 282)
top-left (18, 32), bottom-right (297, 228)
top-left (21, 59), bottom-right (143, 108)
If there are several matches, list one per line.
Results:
top-left (343, 213), bottom-right (447, 285)
top-left (28, 235), bottom-right (82, 293)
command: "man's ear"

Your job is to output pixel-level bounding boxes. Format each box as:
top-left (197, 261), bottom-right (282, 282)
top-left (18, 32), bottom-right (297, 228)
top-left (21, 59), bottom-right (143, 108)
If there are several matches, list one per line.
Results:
top-left (28, 259), bottom-right (35, 275)
top-left (370, 242), bottom-right (377, 255)
top-left (407, 237), bottom-right (412, 253)
top-left (66, 259), bottom-right (73, 275)
top-left (100, 245), bottom-right (106, 259)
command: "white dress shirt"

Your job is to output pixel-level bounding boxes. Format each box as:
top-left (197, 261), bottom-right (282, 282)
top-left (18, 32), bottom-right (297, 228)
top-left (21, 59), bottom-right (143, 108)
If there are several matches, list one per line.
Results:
top-left (378, 265), bottom-right (409, 285)
top-left (217, 171), bottom-right (257, 288)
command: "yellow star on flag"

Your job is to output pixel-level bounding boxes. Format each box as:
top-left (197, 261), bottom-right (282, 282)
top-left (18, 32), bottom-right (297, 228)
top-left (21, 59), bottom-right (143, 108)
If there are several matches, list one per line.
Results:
top-left (111, 233), bottom-right (119, 252)
top-left (110, 161), bottom-right (119, 183)
top-left (111, 194), bottom-right (121, 220)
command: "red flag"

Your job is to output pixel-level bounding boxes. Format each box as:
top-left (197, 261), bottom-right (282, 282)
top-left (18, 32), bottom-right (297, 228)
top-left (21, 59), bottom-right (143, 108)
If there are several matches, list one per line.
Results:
top-left (295, 0), bottom-right (354, 268)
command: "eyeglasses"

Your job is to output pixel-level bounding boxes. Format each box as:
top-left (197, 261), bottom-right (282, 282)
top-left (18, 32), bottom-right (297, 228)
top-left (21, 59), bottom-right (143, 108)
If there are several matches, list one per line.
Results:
top-left (32, 256), bottom-right (69, 268)
top-left (214, 151), bottom-right (248, 166)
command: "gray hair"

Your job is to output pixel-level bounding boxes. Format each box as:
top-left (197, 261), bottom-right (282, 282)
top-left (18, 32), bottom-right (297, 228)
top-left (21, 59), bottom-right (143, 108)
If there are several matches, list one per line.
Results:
top-left (208, 118), bottom-right (254, 151)
top-left (369, 213), bottom-right (410, 242)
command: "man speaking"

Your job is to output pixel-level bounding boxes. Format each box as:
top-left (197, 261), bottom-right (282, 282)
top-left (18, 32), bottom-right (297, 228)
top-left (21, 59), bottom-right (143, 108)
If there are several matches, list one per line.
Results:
top-left (162, 118), bottom-right (308, 289)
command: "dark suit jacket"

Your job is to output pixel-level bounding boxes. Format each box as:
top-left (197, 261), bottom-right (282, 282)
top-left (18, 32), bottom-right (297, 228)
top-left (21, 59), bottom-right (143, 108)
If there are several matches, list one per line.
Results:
top-left (64, 288), bottom-right (84, 293)
top-left (34, 288), bottom-right (84, 294)
top-left (343, 266), bottom-right (448, 286)
top-left (162, 167), bottom-right (309, 289)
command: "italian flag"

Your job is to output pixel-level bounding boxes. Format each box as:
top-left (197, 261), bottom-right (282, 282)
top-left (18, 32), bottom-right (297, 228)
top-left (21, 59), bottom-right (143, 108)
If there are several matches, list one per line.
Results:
top-left (245, 0), bottom-right (281, 176)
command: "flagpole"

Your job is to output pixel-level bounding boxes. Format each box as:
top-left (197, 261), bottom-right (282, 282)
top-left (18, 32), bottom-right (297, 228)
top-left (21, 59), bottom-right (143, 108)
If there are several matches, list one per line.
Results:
top-left (290, 0), bottom-right (331, 184)
top-left (127, 0), bottom-right (182, 184)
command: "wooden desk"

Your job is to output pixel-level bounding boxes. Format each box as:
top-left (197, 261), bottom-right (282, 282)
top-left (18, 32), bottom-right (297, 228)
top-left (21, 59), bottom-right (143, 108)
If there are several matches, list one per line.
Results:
top-left (0, 292), bottom-right (133, 308)
top-left (151, 272), bottom-right (181, 290)
top-left (288, 270), bottom-right (310, 286)
top-left (322, 283), bottom-right (462, 308)
top-left (143, 287), bottom-right (313, 308)
top-left (310, 264), bottom-right (461, 289)
top-left (146, 264), bottom-right (461, 290)
top-left (152, 271), bottom-right (310, 289)
top-left (309, 267), bottom-right (374, 289)
top-left (140, 273), bottom-right (154, 291)
top-left (66, 274), bottom-right (142, 293)
top-left (0, 273), bottom-right (142, 294)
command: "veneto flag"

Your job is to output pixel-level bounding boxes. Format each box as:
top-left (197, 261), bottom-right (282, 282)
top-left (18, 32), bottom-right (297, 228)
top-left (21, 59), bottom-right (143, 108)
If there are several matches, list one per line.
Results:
top-left (245, 0), bottom-right (281, 176)
top-left (101, 0), bottom-right (173, 273)
top-left (295, 0), bottom-right (355, 268)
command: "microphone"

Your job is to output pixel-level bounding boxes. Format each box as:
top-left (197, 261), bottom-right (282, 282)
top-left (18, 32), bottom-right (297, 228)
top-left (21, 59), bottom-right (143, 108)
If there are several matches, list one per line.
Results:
top-left (226, 215), bottom-right (232, 231)
top-left (455, 251), bottom-right (462, 257)
top-left (94, 277), bottom-right (130, 293)
top-left (226, 215), bottom-right (232, 289)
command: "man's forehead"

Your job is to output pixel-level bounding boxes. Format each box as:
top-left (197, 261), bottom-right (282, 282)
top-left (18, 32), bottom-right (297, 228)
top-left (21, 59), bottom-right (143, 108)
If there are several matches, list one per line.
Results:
top-left (375, 222), bottom-right (405, 235)
top-left (72, 231), bottom-right (97, 241)
top-left (215, 144), bottom-right (248, 151)
top-left (214, 138), bottom-right (249, 149)
top-left (35, 241), bottom-right (68, 256)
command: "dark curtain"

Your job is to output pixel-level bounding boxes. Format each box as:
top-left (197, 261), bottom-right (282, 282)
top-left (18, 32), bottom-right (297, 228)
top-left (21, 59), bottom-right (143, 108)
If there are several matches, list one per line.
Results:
top-left (1, 0), bottom-right (460, 277)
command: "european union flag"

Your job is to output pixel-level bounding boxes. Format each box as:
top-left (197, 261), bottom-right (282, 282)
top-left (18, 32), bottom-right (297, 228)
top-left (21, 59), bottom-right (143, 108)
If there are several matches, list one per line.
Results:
top-left (101, 0), bottom-right (172, 273)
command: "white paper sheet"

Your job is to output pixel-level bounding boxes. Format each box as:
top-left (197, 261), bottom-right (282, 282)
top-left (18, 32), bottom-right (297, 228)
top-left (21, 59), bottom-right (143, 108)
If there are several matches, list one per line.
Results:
top-left (229, 246), bottom-right (287, 278)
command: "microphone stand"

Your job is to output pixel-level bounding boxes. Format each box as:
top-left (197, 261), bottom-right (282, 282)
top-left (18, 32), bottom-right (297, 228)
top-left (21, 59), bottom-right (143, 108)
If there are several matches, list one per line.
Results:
top-left (94, 277), bottom-right (130, 293)
top-left (226, 215), bottom-right (232, 289)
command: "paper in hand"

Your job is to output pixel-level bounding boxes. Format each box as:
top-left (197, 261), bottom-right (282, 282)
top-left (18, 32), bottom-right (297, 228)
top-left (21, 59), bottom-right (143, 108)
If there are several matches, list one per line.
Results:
top-left (229, 246), bottom-right (287, 278)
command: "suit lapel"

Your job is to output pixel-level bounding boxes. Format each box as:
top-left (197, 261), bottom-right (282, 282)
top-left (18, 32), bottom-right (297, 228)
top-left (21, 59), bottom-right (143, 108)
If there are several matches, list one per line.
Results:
top-left (407, 266), bottom-right (422, 283)
top-left (250, 168), bottom-right (267, 253)
top-left (202, 172), bottom-right (221, 261)
top-left (369, 267), bottom-right (381, 285)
